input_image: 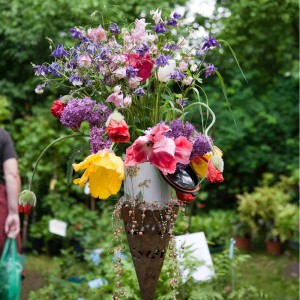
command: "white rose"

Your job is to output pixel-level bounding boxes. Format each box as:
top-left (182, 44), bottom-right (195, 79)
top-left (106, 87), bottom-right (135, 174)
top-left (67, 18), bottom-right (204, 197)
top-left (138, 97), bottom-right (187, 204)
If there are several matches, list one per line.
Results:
top-left (157, 60), bottom-right (176, 82)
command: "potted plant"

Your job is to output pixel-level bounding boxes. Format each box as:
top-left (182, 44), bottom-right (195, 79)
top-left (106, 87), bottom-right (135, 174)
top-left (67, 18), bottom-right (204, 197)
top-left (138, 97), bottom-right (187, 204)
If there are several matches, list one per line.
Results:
top-left (233, 222), bottom-right (252, 251)
top-left (236, 172), bottom-right (299, 254)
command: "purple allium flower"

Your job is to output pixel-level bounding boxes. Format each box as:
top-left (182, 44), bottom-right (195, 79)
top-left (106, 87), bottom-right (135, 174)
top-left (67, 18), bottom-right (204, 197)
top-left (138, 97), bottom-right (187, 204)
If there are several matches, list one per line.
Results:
top-left (89, 126), bottom-right (112, 153)
top-left (155, 23), bottom-right (168, 34)
top-left (202, 36), bottom-right (221, 51)
top-left (135, 43), bottom-right (150, 57)
top-left (165, 43), bottom-right (180, 51)
top-left (167, 18), bottom-right (177, 26)
top-left (60, 97), bottom-right (111, 129)
top-left (126, 66), bottom-right (138, 78)
top-left (155, 55), bottom-right (169, 67)
top-left (166, 119), bottom-right (184, 138)
top-left (184, 122), bottom-right (195, 139)
top-left (88, 103), bottom-right (111, 125)
top-left (135, 87), bottom-right (145, 96)
top-left (169, 69), bottom-right (185, 81)
top-left (205, 64), bottom-right (218, 78)
top-left (51, 45), bottom-right (68, 57)
top-left (190, 132), bottom-right (213, 159)
top-left (48, 63), bottom-right (62, 77)
top-left (173, 12), bottom-right (182, 19)
top-left (166, 119), bottom-right (195, 140)
top-left (69, 74), bottom-right (83, 86)
top-left (70, 28), bottom-right (83, 39)
top-left (109, 23), bottom-right (120, 34)
top-left (34, 65), bottom-right (48, 76)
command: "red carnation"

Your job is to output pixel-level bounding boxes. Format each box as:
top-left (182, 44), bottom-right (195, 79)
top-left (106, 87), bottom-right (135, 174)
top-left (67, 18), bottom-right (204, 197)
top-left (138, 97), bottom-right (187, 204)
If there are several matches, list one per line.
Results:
top-left (176, 191), bottom-right (196, 203)
top-left (50, 100), bottom-right (66, 118)
top-left (206, 159), bottom-right (224, 183)
top-left (107, 119), bottom-right (130, 143)
top-left (126, 53), bottom-right (154, 81)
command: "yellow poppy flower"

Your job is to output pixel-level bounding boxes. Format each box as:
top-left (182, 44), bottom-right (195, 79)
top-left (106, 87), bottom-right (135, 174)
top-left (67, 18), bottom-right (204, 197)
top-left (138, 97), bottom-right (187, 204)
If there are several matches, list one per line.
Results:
top-left (190, 156), bottom-right (208, 178)
top-left (73, 151), bottom-right (125, 199)
top-left (190, 146), bottom-right (223, 178)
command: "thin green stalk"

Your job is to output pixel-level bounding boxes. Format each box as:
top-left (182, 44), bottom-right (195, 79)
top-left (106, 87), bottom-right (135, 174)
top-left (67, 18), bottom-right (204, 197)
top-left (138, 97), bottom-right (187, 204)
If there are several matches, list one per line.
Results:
top-left (28, 133), bottom-right (87, 190)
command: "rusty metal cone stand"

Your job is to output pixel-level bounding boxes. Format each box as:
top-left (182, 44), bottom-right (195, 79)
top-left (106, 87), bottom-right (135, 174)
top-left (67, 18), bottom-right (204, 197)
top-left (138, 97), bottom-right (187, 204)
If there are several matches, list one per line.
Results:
top-left (121, 204), bottom-right (178, 300)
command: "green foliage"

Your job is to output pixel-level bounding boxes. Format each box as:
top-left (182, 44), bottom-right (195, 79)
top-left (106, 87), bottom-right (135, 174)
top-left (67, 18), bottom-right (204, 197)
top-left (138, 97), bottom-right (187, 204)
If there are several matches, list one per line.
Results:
top-left (236, 171), bottom-right (299, 241)
top-left (0, 95), bottom-right (11, 122)
top-left (0, 0), bottom-right (186, 117)
top-left (176, 210), bottom-right (238, 245)
top-left (191, 0), bottom-right (299, 205)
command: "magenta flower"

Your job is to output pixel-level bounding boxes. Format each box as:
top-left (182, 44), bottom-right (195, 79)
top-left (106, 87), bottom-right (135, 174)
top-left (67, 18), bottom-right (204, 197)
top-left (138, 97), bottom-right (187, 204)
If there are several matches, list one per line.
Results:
top-left (124, 125), bottom-right (193, 174)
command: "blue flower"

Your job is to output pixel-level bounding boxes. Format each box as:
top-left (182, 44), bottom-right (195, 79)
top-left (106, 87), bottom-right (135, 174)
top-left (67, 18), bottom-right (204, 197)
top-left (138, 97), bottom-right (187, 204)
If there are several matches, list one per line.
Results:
top-left (34, 65), bottom-right (48, 76)
top-left (205, 64), bottom-right (218, 78)
top-left (135, 87), bottom-right (145, 96)
top-left (48, 63), bottom-right (62, 77)
top-left (126, 66), bottom-right (138, 78)
top-left (109, 23), bottom-right (120, 34)
top-left (167, 18), bottom-right (177, 26)
top-left (51, 45), bottom-right (68, 57)
top-left (70, 28), bottom-right (83, 39)
top-left (155, 22), bottom-right (168, 34)
top-left (169, 69), bottom-right (185, 81)
top-left (155, 55), bottom-right (169, 67)
top-left (202, 36), bottom-right (221, 51)
top-left (69, 74), bottom-right (83, 85)
top-left (173, 12), bottom-right (182, 19)
top-left (135, 43), bottom-right (150, 57)
top-left (165, 43), bottom-right (180, 51)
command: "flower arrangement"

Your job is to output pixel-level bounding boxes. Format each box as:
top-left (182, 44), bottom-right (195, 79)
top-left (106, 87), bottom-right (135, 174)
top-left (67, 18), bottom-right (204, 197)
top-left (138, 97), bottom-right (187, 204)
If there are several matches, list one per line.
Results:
top-left (29, 8), bottom-right (228, 205)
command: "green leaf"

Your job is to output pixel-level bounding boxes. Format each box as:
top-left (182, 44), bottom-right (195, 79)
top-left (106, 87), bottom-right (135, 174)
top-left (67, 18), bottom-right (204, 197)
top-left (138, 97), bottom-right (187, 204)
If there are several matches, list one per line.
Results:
top-left (66, 143), bottom-right (89, 185)
top-left (215, 70), bottom-right (238, 130)
top-left (218, 39), bottom-right (248, 83)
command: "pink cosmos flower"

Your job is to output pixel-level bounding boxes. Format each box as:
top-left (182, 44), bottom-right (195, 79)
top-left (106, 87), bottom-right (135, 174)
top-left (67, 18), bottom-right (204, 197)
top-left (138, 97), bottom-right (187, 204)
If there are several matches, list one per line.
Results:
top-left (124, 125), bottom-right (193, 175)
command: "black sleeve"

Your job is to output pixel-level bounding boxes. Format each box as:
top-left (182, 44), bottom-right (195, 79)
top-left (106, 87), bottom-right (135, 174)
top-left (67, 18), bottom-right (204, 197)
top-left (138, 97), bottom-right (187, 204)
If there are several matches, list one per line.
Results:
top-left (1, 129), bottom-right (18, 162)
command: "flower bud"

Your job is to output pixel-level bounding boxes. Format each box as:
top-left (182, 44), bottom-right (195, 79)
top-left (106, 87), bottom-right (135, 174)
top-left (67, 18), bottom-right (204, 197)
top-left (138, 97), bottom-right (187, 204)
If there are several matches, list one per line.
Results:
top-left (19, 190), bottom-right (37, 206)
top-left (211, 155), bottom-right (224, 172)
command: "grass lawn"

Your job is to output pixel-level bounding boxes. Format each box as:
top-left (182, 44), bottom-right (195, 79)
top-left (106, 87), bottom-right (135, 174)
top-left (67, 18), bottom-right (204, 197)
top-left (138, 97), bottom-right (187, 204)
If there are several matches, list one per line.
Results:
top-left (235, 251), bottom-right (299, 300)
top-left (22, 250), bottom-right (299, 300)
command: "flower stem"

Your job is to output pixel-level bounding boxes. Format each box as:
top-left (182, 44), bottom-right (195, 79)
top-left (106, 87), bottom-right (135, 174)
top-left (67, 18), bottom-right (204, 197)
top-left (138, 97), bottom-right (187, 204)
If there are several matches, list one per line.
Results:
top-left (28, 133), bottom-right (87, 190)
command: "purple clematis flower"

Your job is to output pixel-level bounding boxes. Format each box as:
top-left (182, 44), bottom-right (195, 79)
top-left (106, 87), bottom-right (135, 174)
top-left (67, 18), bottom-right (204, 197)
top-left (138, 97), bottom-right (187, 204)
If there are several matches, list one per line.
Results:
top-left (109, 23), bottom-right (120, 34)
top-left (202, 36), bottom-right (221, 51)
top-left (48, 63), bottom-right (62, 77)
top-left (51, 45), bottom-right (68, 57)
top-left (205, 64), bottom-right (218, 78)
top-left (34, 65), bottom-right (48, 76)
top-left (155, 22), bottom-right (168, 34)
top-left (134, 87), bottom-right (145, 96)
top-left (135, 43), bottom-right (150, 57)
top-left (169, 69), bottom-right (185, 81)
top-left (155, 55), bottom-right (169, 67)
top-left (69, 74), bottom-right (83, 85)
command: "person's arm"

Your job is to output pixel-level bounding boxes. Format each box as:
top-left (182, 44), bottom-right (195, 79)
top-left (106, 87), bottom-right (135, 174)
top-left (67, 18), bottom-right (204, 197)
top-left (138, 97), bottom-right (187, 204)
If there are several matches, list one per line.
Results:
top-left (3, 157), bottom-right (21, 238)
